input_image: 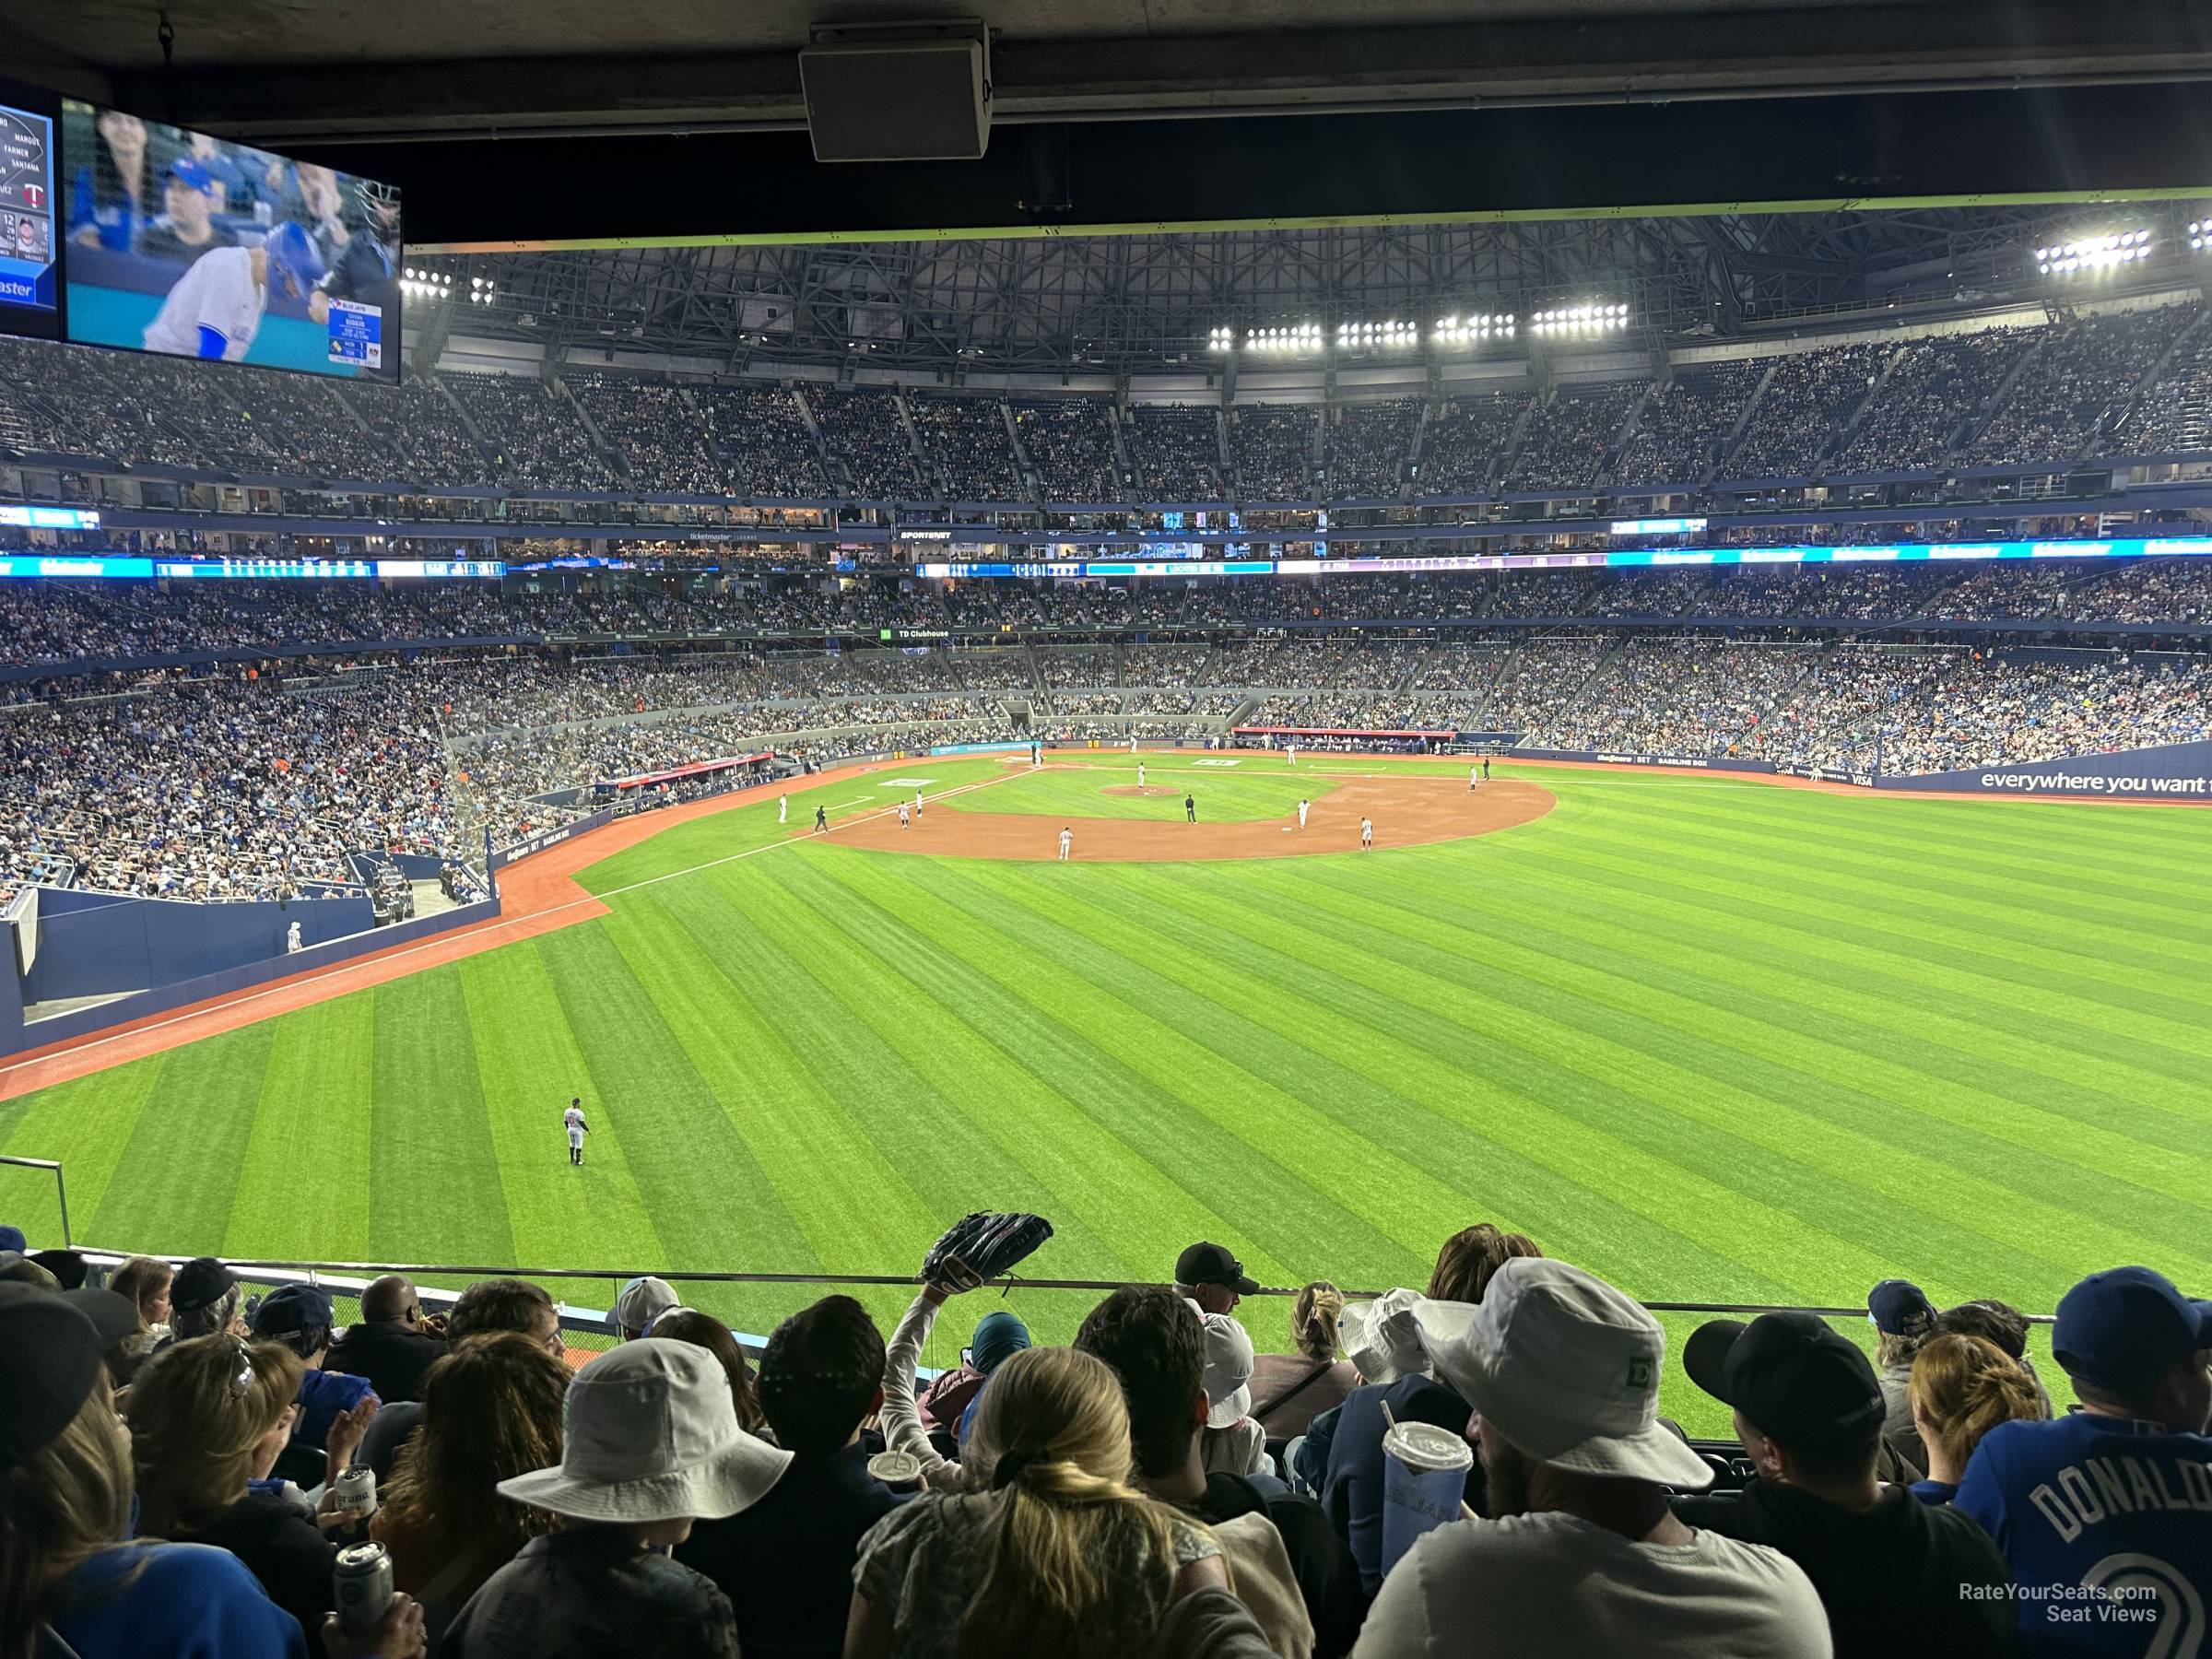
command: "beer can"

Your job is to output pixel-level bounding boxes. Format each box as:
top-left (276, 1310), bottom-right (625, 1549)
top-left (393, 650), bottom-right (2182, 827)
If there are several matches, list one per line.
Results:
top-left (333, 1541), bottom-right (394, 1638)
top-left (335, 1464), bottom-right (378, 1519)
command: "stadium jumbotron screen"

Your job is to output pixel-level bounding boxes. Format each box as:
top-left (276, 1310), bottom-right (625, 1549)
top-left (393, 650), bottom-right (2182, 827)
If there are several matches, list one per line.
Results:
top-left (60, 100), bottom-right (399, 380)
top-left (0, 100), bottom-right (58, 341)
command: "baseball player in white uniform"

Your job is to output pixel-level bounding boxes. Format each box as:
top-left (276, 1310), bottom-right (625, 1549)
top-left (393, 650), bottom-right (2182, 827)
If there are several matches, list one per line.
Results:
top-left (141, 221), bottom-right (325, 363)
top-left (1137, 762), bottom-right (1147, 789)
top-left (1470, 764), bottom-right (1480, 791)
top-left (897, 802), bottom-right (911, 830)
top-left (913, 789), bottom-right (924, 820)
top-left (1287, 742), bottom-right (1298, 766)
top-left (1297, 798), bottom-right (1310, 830)
top-left (1359, 817), bottom-right (1373, 849)
top-left (778, 794), bottom-right (788, 823)
top-left (563, 1098), bottom-right (590, 1166)
top-left (1057, 826), bottom-right (1073, 861)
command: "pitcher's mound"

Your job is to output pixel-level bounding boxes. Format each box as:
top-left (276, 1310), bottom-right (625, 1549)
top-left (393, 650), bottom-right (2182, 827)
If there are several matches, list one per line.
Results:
top-left (837, 777), bottom-right (1554, 862)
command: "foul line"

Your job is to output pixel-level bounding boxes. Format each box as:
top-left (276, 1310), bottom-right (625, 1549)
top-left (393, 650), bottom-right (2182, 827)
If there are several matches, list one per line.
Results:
top-left (0, 770), bottom-right (1026, 1082)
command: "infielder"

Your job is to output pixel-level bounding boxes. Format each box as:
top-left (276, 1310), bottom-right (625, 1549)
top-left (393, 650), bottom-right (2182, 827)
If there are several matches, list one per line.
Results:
top-left (913, 789), bottom-right (924, 819)
top-left (142, 220), bottom-right (326, 363)
top-left (1359, 817), bottom-right (1374, 849)
top-left (1287, 742), bottom-right (1298, 767)
top-left (897, 802), bottom-right (911, 830)
top-left (1297, 798), bottom-right (1310, 830)
top-left (563, 1098), bottom-right (590, 1166)
top-left (778, 794), bottom-right (788, 824)
top-left (1470, 764), bottom-right (1480, 792)
top-left (1137, 762), bottom-right (1147, 789)
top-left (1057, 826), bottom-right (1074, 861)
top-left (1031, 743), bottom-right (1042, 769)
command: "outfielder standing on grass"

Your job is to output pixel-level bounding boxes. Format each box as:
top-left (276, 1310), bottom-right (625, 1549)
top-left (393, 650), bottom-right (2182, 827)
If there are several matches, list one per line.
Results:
top-left (1137, 761), bottom-right (1147, 789)
top-left (779, 794), bottom-right (788, 824)
top-left (563, 1098), bottom-right (589, 1166)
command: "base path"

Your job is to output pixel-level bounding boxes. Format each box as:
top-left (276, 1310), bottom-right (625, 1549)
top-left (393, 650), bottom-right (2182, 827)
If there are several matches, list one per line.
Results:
top-left (834, 775), bottom-right (1555, 861)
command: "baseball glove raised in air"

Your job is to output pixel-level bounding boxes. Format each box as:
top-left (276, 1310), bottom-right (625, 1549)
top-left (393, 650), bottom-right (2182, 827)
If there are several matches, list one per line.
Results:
top-left (921, 1210), bottom-right (1053, 1294)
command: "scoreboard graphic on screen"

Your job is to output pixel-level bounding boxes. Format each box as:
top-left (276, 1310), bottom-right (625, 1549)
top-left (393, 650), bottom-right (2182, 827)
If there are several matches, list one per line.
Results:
top-left (0, 102), bottom-right (58, 339)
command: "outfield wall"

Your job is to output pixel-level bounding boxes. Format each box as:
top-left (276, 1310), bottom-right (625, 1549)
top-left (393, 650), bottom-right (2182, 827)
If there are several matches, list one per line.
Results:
top-left (1, 892), bottom-right (501, 1059)
top-left (1870, 738), bottom-right (2212, 799)
top-left (1512, 747), bottom-right (1780, 775)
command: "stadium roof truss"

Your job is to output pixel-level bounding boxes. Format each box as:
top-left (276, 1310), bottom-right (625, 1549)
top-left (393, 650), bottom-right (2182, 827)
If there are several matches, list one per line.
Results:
top-left (437, 206), bottom-right (2137, 377)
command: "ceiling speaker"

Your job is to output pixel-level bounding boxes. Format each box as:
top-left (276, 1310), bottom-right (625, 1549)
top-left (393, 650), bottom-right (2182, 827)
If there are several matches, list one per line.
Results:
top-left (801, 21), bottom-right (991, 163)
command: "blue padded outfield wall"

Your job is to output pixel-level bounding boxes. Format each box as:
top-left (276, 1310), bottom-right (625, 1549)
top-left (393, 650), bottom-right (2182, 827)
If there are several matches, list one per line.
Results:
top-left (1872, 738), bottom-right (2212, 799)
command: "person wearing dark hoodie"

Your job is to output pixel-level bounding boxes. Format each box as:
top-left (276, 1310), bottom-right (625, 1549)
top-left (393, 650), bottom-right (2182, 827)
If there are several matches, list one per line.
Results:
top-left (1676, 1311), bottom-right (2015, 1658)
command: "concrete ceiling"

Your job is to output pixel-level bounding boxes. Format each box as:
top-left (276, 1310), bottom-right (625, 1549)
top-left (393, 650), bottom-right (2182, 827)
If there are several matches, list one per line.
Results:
top-left (11, 0), bottom-right (2212, 142)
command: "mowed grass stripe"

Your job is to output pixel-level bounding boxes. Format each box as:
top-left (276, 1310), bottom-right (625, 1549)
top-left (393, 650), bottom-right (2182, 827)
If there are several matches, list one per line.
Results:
top-left (1510, 823), bottom-right (2212, 1096)
top-left (888, 850), bottom-right (1850, 1302)
top-left (539, 924), bottom-right (806, 1277)
top-left (614, 885), bottom-right (942, 1271)
top-left (799, 845), bottom-right (1415, 1293)
top-left (1112, 857), bottom-right (2176, 1297)
top-left (1333, 848), bottom-right (2212, 1234)
top-left (723, 856), bottom-right (1177, 1283)
top-left (458, 947), bottom-right (665, 1270)
top-left (1, 1053), bottom-right (169, 1246)
top-left (771, 853), bottom-right (1372, 1287)
top-left (586, 899), bottom-right (826, 1274)
top-left (1263, 856), bottom-right (2212, 1282)
top-left (84, 1024), bottom-right (276, 1256)
top-left (1117, 861), bottom-right (1996, 1304)
top-left (368, 968), bottom-right (515, 1266)
top-left (224, 999), bottom-right (376, 1262)
top-left (1263, 855), bottom-right (2212, 1245)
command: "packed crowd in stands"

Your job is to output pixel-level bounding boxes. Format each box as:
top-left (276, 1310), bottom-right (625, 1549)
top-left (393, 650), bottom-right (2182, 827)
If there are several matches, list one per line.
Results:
top-left (1962, 305), bottom-right (2193, 470)
top-left (1535, 641), bottom-right (1818, 754)
top-left (694, 383), bottom-right (834, 499)
top-left (1230, 406), bottom-right (1320, 500)
top-left (1412, 389), bottom-right (1527, 495)
top-left (9, 1212), bottom-right (2200, 1659)
top-left (1323, 399), bottom-right (1420, 499)
top-left (1504, 383), bottom-right (1640, 492)
top-left (1013, 399), bottom-right (1124, 501)
top-left (1124, 404), bottom-right (1224, 500)
top-left (806, 389), bottom-right (923, 500)
top-left (911, 397), bottom-right (1027, 503)
top-left (1610, 361), bottom-right (1762, 488)
top-left (13, 302), bottom-right (2212, 512)
top-left (1725, 343), bottom-right (1887, 480)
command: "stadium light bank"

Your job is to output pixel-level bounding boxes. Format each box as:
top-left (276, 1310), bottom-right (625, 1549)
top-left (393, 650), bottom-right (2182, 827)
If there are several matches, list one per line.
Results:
top-left (2036, 229), bottom-right (2151, 276)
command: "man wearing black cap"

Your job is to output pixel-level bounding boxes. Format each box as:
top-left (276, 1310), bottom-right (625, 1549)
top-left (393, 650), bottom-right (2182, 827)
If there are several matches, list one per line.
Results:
top-left (1953, 1266), bottom-right (2211, 1658)
top-left (1176, 1241), bottom-right (1260, 1317)
top-left (1677, 1312), bottom-right (2014, 1657)
top-left (166, 1254), bottom-right (242, 1343)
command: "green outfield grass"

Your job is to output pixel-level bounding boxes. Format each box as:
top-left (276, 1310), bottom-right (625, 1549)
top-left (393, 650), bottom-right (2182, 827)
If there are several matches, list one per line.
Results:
top-left (6, 752), bottom-right (2209, 1434)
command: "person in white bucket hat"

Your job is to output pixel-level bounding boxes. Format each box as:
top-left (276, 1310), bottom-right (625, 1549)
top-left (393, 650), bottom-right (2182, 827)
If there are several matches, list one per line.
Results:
top-left (1351, 1259), bottom-right (1831, 1659)
top-left (1188, 1296), bottom-right (1265, 1477)
top-left (442, 1339), bottom-right (792, 1659)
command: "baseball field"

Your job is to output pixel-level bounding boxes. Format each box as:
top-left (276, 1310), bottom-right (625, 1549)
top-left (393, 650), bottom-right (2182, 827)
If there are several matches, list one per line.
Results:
top-left (4, 750), bottom-right (2208, 1431)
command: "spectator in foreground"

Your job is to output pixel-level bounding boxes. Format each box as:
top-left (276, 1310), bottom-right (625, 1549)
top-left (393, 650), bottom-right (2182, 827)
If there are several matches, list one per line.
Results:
top-left (1077, 1284), bottom-right (1363, 1659)
top-left (1953, 1266), bottom-right (2212, 1657)
top-left (1866, 1278), bottom-right (1937, 1471)
top-left (1319, 1224), bottom-right (1542, 1591)
top-left (359, 1277), bottom-right (564, 1482)
top-left (1353, 1260), bottom-right (1831, 1658)
top-left (916, 1307), bottom-right (1029, 1451)
top-left (1194, 1296), bottom-right (1267, 1479)
top-left (1176, 1241), bottom-right (1262, 1315)
top-left (606, 1275), bottom-right (682, 1342)
top-left (0, 1282), bottom-right (361, 1659)
top-left (325, 1274), bottom-right (451, 1403)
top-left (1934, 1299), bottom-right (2054, 1418)
top-left (250, 1283), bottom-right (379, 1486)
top-left (445, 1338), bottom-right (791, 1659)
top-left (371, 1331), bottom-right (571, 1642)
top-left (1906, 1333), bottom-right (2046, 1504)
top-left (165, 1255), bottom-right (242, 1342)
top-left (126, 1334), bottom-right (379, 1642)
top-left (105, 1254), bottom-right (174, 1379)
top-left (1250, 1281), bottom-right (1359, 1442)
top-left (846, 1345), bottom-right (1230, 1658)
top-left (652, 1308), bottom-right (767, 1435)
top-left (677, 1295), bottom-right (906, 1659)
top-left (1677, 1312), bottom-right (2014, 1656)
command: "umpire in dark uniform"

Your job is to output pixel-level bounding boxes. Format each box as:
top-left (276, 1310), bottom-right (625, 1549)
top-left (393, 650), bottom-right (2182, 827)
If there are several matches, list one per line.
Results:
top-left (1184, 792), bottom-right (1197, 823)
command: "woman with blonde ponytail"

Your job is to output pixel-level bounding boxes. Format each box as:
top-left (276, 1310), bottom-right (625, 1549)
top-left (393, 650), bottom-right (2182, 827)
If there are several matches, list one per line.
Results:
top-left (845, 1346), bottom-right (1230, 1659)
top-left (1907, 1334), bottom-right (2048, 1504)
